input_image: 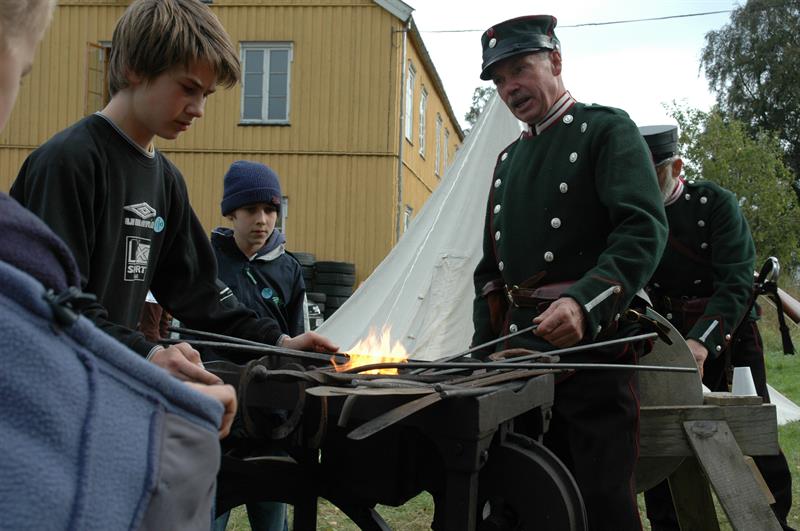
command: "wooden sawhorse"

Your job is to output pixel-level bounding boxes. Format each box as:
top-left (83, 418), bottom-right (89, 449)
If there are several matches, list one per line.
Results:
top-left (640, 394), bottom-right (783, 531)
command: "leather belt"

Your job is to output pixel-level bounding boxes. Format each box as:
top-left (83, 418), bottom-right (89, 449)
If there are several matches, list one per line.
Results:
top-left (506, 281), bottom-right (576, 308)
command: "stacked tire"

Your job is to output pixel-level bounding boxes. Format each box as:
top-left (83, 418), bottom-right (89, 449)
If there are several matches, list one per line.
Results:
top-left (313, 261), bottom-right (356, 319)
top-left (293, 252), bottom-right (326, 330)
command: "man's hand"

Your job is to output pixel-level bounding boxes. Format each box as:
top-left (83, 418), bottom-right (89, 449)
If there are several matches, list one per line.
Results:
top-left (150, 342), bottom-right (222, 385)
top-left (533, 297), bottom-right (585, 348)
top-left (282, 331), bottom-right (339, 353)
top-left (686, 339), bottom-right (708, 378)
top-left (185, 382), bottom-right (237, 439)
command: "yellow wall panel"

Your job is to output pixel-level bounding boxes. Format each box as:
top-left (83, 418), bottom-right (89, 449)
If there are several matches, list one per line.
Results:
top-left (1, 1), bottom-right (461, 282)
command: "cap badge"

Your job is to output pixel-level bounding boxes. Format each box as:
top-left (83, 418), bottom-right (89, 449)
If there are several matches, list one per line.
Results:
top-left (488, 37), bottom-right (497, 48)
top-left (487, 27), bottom-right (495, 38)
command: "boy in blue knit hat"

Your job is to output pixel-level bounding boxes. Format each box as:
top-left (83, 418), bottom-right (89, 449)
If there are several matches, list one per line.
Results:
top-left (211, 161), bottom-right (303, 531)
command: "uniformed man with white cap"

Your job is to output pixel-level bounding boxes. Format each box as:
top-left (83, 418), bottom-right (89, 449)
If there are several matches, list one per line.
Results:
top-left (471, 15), bottom-right (668, 530)
top-left (640, 124), bottom-right (795, 531)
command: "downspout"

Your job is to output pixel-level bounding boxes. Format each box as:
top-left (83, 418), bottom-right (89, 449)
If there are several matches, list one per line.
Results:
top-left (395, 19), bottom-right (410, 243)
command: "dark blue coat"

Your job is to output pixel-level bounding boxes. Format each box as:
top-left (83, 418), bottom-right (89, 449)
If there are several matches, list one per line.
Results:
top-left (211, 228), bottom-right (306, 337)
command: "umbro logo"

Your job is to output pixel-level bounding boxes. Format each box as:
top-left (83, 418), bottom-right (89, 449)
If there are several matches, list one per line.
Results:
top-left (124, 202), bottom-right (157, 220)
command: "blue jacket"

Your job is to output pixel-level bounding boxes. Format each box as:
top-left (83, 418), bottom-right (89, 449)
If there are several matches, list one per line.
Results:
top-left (0, 193), bottom-right (222, 531)
top-left (211, 228), bottom-right (305, 337)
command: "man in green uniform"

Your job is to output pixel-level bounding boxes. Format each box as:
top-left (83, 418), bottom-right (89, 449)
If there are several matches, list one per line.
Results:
top-left (640, 125), bottom-right (794, 531)
top-left (472, 15), bottom-right (668, 530)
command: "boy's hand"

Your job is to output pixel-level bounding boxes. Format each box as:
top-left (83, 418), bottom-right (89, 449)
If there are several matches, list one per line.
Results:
top-left (150, 342), bottom-right (222, 385)
top-left (282, 331), bottom-right (339, 353)
top-left (185, 382), bottom-right (237, 439)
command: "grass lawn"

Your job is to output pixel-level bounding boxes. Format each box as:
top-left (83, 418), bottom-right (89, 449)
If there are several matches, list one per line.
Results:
top-left (229, 298), bottom-right (800, 530)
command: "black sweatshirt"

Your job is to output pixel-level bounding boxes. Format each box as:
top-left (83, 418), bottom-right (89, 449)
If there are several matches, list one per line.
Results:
top-left (10, 114), bottom-right (283, 355)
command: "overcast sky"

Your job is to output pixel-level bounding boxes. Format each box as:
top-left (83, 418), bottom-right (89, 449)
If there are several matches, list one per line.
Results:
top-left (409, 1), bottom-right (741, 130)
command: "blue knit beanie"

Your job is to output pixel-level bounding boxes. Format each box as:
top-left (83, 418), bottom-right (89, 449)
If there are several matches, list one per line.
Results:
top-left (221, 160), bottom-right (282, 216)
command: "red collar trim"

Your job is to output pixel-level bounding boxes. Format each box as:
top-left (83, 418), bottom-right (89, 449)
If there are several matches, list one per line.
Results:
top-left (533, 91), bottom-right (576, 135)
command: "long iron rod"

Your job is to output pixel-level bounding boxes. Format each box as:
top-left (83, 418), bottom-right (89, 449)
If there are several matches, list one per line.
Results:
top-left (432, 324), bottom-right (540, 364)
top-left (415, 332), bottom-right (659, 376)
top-left (168, 326), bottom-right (267, 347)
top-left (343, 360), bottom-right (696, 374)
top-left (487, 332), bottom-right (658, 364)
top-left (159, 338), bottom-right (348, 365)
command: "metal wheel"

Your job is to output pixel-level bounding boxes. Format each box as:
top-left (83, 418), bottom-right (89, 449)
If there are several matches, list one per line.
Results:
top-left (477, 433), bottom-right (587, 531)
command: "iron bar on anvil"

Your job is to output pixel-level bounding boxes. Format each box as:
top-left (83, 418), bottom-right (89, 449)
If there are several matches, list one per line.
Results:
top-left (343, 360), bottom-right (696, 374)
top-left (419, 331), bottom-right (660, 376)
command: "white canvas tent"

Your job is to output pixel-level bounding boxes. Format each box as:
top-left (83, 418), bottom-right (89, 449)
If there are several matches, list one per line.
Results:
top-left (317, 93), bottom-right (520, 361)
top-left (316, 94), bottom-right (800, 425)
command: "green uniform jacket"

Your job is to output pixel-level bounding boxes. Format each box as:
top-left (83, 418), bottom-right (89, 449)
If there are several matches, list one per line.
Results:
top-left (647, 179), bottom-right (755, 358)
top-left (472, 101), bottom-right (668, 355)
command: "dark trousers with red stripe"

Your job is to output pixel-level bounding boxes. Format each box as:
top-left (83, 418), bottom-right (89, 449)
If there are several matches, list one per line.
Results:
top-left (644, 320), bottom-right (795, 531)
top-left (540, 346), bottom-right (643, 531)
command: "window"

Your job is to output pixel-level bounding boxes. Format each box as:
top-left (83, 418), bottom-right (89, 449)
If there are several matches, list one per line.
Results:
top-left (404, 205), bottom-right (414, 232)
top-left (418, 88), bottom-right (428, 157)
top-left (435, 115), bottom-right (443, 176)
top-left (277, 196), bottom-right (289, 234)
top-left (404, 63), bottom-right (416, 141)
top-left (444, 129), bottom-right (450, 173)
top-left (86, 42), bottom-right (111, 115)
top-left (240, 43), bottom-right (292, 124)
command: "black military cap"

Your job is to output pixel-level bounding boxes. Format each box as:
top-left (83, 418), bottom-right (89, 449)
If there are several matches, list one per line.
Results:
top-left (639, 125), bottom-right (679, 165)
top-left (480, 15), bottom-right (559, 81)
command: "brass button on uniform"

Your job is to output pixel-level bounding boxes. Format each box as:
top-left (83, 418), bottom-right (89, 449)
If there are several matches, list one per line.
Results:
top-left (563, 114), bottom-right (573, 124)
top-left (559, 182), bottom-right (569, 193)
top-left (580, 122), bottom-right (587, 133)
top-left (494, 204), bottom-right (501, 214)
top-left (501, 152), bottom-right (508, 161)
top-left (494, 231), bottom-right (501, 241)
top-left (509, 323), bottom-right (518, 333)
top-left (544, 251), bottom-right (554, 262)
top-left (569, 152), bottom-right (578, 163)
top-left (700, 196), bottom-right (708, 204)
top-left (550, 218), bottom-right (561, 229)
top-left (494, 178), bottom-right (501, 188)
top-left (698, 220), bottom-right (706, 228)
top-left (701, 242), bottom-right (709, 250)
top-left (498, 261), bottom-right (504, 271)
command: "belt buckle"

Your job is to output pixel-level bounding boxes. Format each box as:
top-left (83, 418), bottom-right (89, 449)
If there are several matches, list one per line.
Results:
top-left (505, 285), bottom-right (520, 308)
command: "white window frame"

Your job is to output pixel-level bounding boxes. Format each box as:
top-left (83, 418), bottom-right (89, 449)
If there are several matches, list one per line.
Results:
top-left (418, 88), bottom-right (428, 157)
top-left (404, 205), bottom-right (414, 232)
top-left (404, 63), bottom-right (416, 142)
top-left (240, 42), bottom-right (293, 124)
top-left (276, 196), bottom-right (289, 234)
top-left (444, 129), bottom-right (450, 173)
top-left (435, 114), bottom-right (443, 176)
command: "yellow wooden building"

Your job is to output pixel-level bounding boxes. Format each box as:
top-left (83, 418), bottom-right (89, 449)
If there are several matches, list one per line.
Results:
top-left (0, 0), bottom-right (463, 282)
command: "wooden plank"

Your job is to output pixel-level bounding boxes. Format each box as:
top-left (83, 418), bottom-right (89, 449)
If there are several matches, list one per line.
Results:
top-left (683, 420), bottom-right (782, 531)
top-left (669, 457), bottom-right (720, 531)
top-left (704, 392), bottom-right (763, 406)
top-left (640, 405), bottom-right (778, 457)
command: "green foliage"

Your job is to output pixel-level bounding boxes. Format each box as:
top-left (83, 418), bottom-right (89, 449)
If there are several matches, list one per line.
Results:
top-left (667, 103), bottom-right (800, 270)
top-left (701, 0), bottom-right (800, 181)
top-left (463, 86), bottom-right (494, 133)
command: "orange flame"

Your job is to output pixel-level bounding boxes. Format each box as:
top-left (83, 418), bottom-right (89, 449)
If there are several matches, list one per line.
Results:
top-left (332, 326), bottom-right (409, 375)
